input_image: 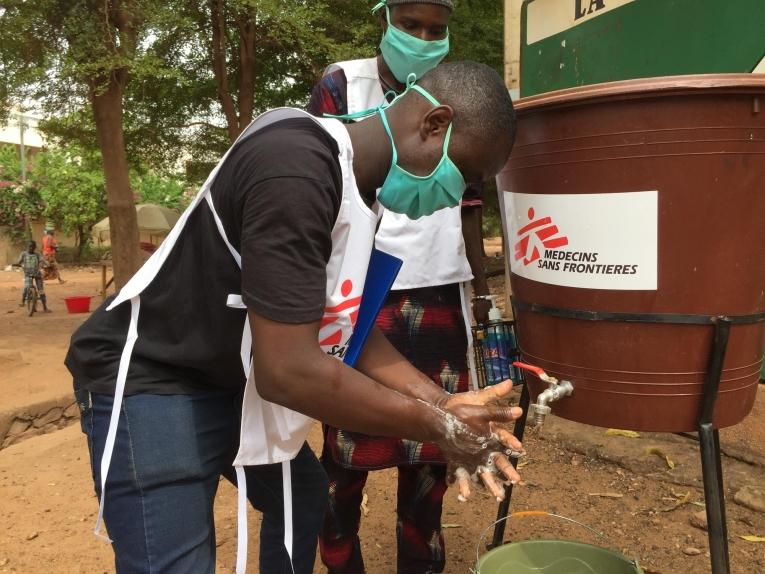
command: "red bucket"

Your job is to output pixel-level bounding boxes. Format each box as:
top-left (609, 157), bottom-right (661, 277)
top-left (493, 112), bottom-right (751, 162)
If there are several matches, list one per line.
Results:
top-left (64, 296), bottom-right (92, 314)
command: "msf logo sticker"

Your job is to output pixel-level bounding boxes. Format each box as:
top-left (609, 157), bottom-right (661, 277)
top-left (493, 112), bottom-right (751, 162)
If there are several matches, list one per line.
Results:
top-left (514, 207), bottom-right (568, 266)
top-left (319, 279), bottom-right (361, 359)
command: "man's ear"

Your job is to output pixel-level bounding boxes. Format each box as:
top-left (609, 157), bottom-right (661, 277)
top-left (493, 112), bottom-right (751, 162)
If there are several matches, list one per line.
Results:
top-left (419, 105), bottom-right (454, 141)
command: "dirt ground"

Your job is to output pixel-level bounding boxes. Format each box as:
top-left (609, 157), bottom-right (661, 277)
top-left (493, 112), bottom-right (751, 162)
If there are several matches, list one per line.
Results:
top-left (0, 266), bottom-right (105, 413)
top-left (0, 267), bottom-right (763, 573)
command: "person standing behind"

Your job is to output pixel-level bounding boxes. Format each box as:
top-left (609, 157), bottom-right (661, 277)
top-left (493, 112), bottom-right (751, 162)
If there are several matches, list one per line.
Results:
top-left (14, 240), bottom-right (51, 312)
top-left (42, 229), bottom-right (65, 284)
top-left (308, 2), bottom-right (497, 572)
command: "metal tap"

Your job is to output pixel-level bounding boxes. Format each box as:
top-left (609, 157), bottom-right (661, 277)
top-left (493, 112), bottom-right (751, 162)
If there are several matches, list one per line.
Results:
top-left (513, 362), bottom-right (574, 427)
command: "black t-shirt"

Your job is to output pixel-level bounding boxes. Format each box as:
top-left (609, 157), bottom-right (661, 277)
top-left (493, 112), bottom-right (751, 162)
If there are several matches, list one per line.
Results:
top-left (66, 118), bottom-right (346, 395)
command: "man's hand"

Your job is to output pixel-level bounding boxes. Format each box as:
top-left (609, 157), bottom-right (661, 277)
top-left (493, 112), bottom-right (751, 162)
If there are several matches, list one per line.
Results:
top-left (425, 379), bottom-right (523, 500)
top-left (248, 312), bottom-right (524, 501)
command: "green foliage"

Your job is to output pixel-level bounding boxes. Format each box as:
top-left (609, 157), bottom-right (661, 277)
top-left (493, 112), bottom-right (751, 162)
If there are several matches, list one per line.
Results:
top-left (2, 0), bottom-right (507, 213)
top-left (0, 144), bottom-right (21, 182)
top-left (480, 182), bottom-right (504, 238)
top-left (0, 183), bottom-right (44, 242)
top-left (132, 171), bottom-right (189, 210)
top-left (448, 0), bottom-right (504, 75)
top-left (0, 1), bottom-right (164, 117)
top-left (309, 0), bottom-right (379, 67)
top-left (122, 0), bottom-right (382, 165)
top-left (56, 244), bottom-right (111, 263)
top-left (29, 146), bottom-right (107, 247)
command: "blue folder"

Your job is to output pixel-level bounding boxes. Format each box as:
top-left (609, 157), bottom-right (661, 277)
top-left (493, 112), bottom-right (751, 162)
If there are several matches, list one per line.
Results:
top-left (343, 249), bottom-right (403, 367)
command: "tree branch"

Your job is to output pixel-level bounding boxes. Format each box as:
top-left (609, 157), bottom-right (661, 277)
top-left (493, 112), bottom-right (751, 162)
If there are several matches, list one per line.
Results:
top-left (236, 7), bottom-right (256, 130)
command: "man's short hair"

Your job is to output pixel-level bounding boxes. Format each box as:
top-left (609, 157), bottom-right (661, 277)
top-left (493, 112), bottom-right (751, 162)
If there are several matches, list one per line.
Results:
top-left (418, 61), bottom-right (516, 150)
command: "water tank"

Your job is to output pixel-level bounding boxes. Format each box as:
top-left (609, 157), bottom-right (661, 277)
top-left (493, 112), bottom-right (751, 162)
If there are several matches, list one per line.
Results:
top-left (500, 74), bottom-right (765, 432)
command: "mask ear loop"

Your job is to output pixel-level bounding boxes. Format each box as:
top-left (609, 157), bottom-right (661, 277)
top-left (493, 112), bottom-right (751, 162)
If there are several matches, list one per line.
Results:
top-left (410, 84), bottom-right (440, 106)
top-left (378, 107), bottom-right (399, 169)
top-left (322, 88), bottom-right (399, 121)
top-left (442, 122), bottom-right (454, 155)
top-left (377, 73), bottom-right (418, 112)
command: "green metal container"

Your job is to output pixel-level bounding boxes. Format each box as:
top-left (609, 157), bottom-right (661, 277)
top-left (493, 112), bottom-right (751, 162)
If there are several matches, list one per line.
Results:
top-left (478, 540), bottom-right (644, 574)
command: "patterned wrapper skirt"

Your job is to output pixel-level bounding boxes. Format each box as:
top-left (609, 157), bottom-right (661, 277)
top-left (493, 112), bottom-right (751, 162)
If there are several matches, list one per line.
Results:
top-left (324, 282), bottom-right (469, 470)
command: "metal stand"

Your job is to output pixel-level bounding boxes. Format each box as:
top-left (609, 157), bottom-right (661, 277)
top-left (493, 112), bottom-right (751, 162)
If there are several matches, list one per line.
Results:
top-left (489, 300), bottom-right (765, 574)
top-left (698, 318), bottom-right (732, 574)
top-left (490, 380), bottom-right (530, 549)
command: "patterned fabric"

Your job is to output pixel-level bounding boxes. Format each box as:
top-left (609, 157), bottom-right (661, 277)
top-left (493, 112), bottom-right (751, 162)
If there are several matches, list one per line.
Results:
top-left (19, 251), bottom-right (42, 275)
top-left (42, 252), bottom-right (61, 281)
top-left (461, 182), bottom-right (483, 208)
top-left (307, 68), bottom-right (349, 119)
top-left (325, 283), bottom-right (469, 470)
top-left (319, 442), bottom-right (448, 574)
top-left (42, 234), bottom-right (57, 255)
top-left (24, 273), bottom-right (44, 293)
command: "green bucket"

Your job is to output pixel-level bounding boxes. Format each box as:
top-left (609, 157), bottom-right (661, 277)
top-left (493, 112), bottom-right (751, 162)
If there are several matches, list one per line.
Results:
top-left (477, 540), bottom-right (644, 574)
top-left (475, 512), bottom-right (643, 574)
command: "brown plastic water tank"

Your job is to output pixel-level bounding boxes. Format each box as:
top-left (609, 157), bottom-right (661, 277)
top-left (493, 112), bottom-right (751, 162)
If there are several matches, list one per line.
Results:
top-left (499, 75), bottom-right (765, 432)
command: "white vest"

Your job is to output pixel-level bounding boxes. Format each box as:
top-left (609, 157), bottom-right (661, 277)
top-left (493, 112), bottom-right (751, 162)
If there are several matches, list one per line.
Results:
top-left (335, 57), bottom-right (474, 289)
top-left (96, 108), bottom-right (378, 572)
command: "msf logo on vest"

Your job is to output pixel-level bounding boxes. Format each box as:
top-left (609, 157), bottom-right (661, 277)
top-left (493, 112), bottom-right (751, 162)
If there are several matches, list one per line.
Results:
top-left (319, 279), bottom-right (361, 359)
top-left (514, 207), bottom-right (568, 266)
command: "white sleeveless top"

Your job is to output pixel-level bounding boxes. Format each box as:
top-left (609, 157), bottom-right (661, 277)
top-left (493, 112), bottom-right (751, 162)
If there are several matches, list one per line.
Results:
top-left (97, 108), bottom-right (378, 572)
top-left (333, 57), bottom-right (474, 290)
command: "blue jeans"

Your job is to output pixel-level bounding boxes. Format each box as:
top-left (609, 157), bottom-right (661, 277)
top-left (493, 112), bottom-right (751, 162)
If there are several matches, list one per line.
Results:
top-left (78, 388), bottom-right (328, 574)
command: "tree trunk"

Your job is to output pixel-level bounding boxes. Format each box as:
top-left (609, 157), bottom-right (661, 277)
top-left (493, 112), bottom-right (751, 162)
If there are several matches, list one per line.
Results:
top-left (91, 79), bottom-right (141, 288)
top-left (76, 223), bottom-right (85, 260)
top-left (210, 0), bottom-right (241, 142)
top-left (236, 12), bottom-right (256, 130)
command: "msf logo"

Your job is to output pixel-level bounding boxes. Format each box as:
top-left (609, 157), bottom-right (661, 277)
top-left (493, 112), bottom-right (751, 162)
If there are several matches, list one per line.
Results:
top-left (319, 279), bottom-right (361, 358)
top-left (514, 207), bottom-right (568, 266)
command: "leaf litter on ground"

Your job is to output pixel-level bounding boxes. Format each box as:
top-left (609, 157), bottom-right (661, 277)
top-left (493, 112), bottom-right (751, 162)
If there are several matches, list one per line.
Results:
top-left (606, 429), bottom-right (641, 438)
top-left (645, 447), bottom-right (675, 469)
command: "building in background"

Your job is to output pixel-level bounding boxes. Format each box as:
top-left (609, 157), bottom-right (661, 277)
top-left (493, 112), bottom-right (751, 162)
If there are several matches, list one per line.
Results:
top-left (0, 111), bottom-right (76, 267)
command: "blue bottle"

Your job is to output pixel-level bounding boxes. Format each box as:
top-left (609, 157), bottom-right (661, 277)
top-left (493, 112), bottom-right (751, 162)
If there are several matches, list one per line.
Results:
top-left (482, 296), bottom-right (516, 386)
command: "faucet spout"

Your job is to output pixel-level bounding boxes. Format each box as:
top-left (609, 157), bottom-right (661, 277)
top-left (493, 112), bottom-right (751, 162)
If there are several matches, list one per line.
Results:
top-left (532, 380), bottom-right (574, 426)
top-left (512, 361), bottom-right (574, 427)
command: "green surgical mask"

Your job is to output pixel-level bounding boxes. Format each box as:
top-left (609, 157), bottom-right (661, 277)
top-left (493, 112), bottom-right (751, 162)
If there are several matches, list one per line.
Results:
top-left (324, 77), bottom-right (466, 220)
top-left (373, 3), bottom-right (449, 83)
top-left (377, 84), bottom-right (465, 219)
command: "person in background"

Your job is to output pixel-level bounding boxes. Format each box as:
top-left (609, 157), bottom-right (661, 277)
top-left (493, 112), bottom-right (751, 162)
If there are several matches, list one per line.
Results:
top-left (42, 229), bottom-right (65, 284)
top-left (14, 240), bottom-right (50, 312)
top-left (307, 1), bottom-right (496, 572)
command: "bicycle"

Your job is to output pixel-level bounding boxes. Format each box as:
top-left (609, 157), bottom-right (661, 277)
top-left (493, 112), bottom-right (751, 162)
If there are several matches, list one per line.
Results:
top-left (25, 279), bottom-right (40, 317)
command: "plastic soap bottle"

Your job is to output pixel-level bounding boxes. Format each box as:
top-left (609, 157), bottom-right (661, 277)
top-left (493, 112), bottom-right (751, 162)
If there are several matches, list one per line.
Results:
top-left (482, 296), bottom-right (516, 386)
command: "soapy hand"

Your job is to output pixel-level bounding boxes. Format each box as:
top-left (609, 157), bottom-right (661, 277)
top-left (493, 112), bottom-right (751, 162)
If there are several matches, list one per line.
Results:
top-left (428, 379), bottom-right (524, 501)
